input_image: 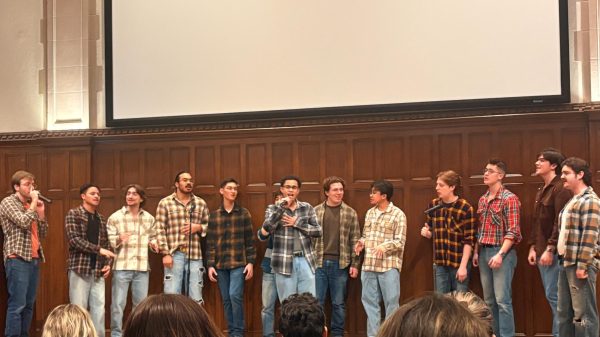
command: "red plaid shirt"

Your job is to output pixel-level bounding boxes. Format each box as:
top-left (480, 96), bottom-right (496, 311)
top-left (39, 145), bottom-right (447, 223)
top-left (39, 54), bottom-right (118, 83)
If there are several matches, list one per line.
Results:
top-left (477, 186), bottom-right (522, 246)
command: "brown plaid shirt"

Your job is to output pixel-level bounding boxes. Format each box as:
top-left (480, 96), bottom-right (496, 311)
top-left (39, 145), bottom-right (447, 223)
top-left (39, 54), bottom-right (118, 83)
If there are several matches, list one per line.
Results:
top-left (313, 201), bottom-right (361, 269)
top-left (155, 193), bottom-right (209, 260)
top-left (0, 193), bottom-right (48, 262)
top-left (65, 205), bottom-right (111, 277)
top-left (206, 203), bottom-right (256, 269)
top-left (360, 202), bottom-right (407, 272)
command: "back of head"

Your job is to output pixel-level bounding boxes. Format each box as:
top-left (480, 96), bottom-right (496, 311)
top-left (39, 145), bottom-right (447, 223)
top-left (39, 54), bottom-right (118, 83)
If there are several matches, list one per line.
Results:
top-left (123, 294), bottom-right (223, 337)
top-left (42, 304), bottom-right (97, 337)
top-left (279, 292), bottom-right (325, 337)
top-left (448, 291), bottom-right (494, 337)
top-left (377, 293), bottom-right (489, 337)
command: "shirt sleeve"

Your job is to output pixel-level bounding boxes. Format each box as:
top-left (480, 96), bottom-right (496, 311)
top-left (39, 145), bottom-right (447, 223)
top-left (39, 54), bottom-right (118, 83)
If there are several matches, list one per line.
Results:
top-left (244, 209), bottom-right (257, 264)
top-left (155, 201), bottom-right (170, 255)
top-left (502, 195), bottom-right (522, 244)
top-left (461, 203), bottom-right (476, 247)
top-left (65, 209), bottom-right (101, 254)
top-left (349, 208), bottom-right (361, 268)
top-left (106, 215), bottom-right (121, 249)
top-left (379, 210), bottom-right (407, 254)
top-left (293, 205), bottom-right (322, 238)
top-left (576, 197), bottom-right (600, 270)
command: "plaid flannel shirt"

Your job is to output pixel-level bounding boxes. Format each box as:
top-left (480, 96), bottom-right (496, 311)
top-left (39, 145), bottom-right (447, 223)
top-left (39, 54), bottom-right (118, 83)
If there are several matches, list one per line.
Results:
top-left (360, 202), bottom-right (407, 272)
top-left (313, 201), bottom-right (360, 269)
top-left (477, 186), bottom-right (522, 246)
top-left (107, 207), bottom-right (157, 272)
top-left (426, 197), bottom-right (476, 268)
top-left (65, 205), bottom-right (111, 277)
top-left (155, 193), bottom-right (209, 260)
top-left (558, 186), bottom-right (600, 270)
top-left (262, 200), bottom-right (322, 275)
top-left (0, 194), bottom-right (48, 262)
top-left (206, 203), bottom-right (256, 269)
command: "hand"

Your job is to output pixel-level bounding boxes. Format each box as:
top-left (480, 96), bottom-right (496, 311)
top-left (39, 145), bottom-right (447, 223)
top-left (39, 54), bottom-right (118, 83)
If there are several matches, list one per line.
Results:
top-left (163, 255), bottom-right (173, 269)
top-left (456, 266), bottom-right (468, 282)
top-left (488, 253), bottom-right (503, 269)
top-left (208, 267), bottom-right (218, 282)
top-left (120, 232), bottom-right (132, 244)
top-left (472, 253), bottom-right (479, 267)
top-left (99, 248), bottom-right (116, 259)
top-left (354, 241), bottom-right (364, 255)
top-left (527, 248), bottom-right (537, 266)
top-left (30, 190), bottom-right (40, 203)
top-left (420, 224), bottom-right (432, 239)
top-left (244, 263), bottom-right (254, 280)
top-left (148, 242), bottom-right (159, 253)
top-left (349, 267), bottom-right (359, 278)
top-left (373, 246), bottom-right (385, 259)
top-left (101, 265), bottom-right (111, 278)
top-left (277, 197), bottom-right (290, 207)
top-left (282, 214), bottom-right (297, 227)
top-left (576, 269), bottom-right (589, 279)
top-left (539, 250), bottom-right (553, 266)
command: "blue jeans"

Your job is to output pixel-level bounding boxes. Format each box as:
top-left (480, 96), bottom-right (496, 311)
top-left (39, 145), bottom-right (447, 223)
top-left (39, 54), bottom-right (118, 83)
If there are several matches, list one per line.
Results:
top-left (69, 270), bottom-right (106, 337)
top-left (261, 272), bottom-right (278, 337)
top-left (557, 264), bottom-right (598, 337)
top-left (4, 258), bottom-right (40, 337)
top-left (538, 255), bottom-right (560, 337)
top-left (275, 256), bottom-right (316, 301)
top-left (478, 247), bottom-right (517, 337)
top-left (315, 259), bottom-right (349, 337)
top-left (434, 264), bottom-right (470, 294)
top-left (163, 251), bottom-right (204, 303)
top-left (217, 267), bottom-right (245, 337)
top-left (361, 269), bottom-right (400, 337)
top-left (110, 270), bottom-right (150, 337)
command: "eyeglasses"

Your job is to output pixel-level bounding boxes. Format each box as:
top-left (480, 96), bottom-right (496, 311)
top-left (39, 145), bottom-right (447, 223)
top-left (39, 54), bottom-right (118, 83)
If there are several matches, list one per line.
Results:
top-left (282, 185), bottom-right (299, 190)
top-left (483, 168), bottom-right (500, 175)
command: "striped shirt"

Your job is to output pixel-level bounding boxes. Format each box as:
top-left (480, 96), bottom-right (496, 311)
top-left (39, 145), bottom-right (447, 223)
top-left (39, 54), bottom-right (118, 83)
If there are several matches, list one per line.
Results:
top-left (557, 186), bottom-right (600, 270)
top-left (477, 186), bottom-right (522, 246)
top-left (360, 202), bottom-right (407, 273)
top-left (155, 193), bottom-right (209, 260)
top-left (0, 193), bottom-right (48, 262)
top-left (426, 198), bottom-right (476, 268)
top-left (107, 207), bottom-right (157, 272)
top-left (206, 203), bottom-right (256, 269)
top-left (313, 201), bottom-right (361, 269)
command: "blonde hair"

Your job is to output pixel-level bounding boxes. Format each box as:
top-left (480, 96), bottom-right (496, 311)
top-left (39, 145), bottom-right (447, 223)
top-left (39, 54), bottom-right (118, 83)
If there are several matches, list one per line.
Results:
top-left (448, 291), bottom-right (494, 337)
top-left (42, 304), bottom-right (97, 337)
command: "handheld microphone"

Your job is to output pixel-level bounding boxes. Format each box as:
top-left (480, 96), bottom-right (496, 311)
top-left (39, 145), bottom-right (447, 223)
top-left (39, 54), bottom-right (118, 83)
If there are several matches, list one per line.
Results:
top-left (38, 194), bottom-right (52, 203)
top-left (423, 203), bottom-right (444, 215)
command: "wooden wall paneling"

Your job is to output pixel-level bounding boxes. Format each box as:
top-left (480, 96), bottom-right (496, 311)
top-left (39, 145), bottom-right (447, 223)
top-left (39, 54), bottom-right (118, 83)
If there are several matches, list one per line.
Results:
top-left (170, 146), bottom-right (191, 185)
top-left (120, 149), bottom-right (141, 190)
top-left (141, 147), bottom-right (164, 188)
top-left (559, 127), bottom-right (588, 160)
top-left (437, 133), bottom-right (463, 174)
top-left (246, 143), bottom-right (267, 187)
top-left (381, 137), bottom-right (404, 181)
top-left (497, 131), bottom-right (524, 177)
top-left (466, 132), bottom-right (493, 177)
top-left (246, 192), bottom-right (269, 335)
top-left (271, 143), bottom-right (293, 185)
top-left (408, 135), bottom-right (434, 180)
top-left (352, 138), bottom-right (376, 183)
top-left (92, 149), bottom-right (115, 193)
top-left (220, 144), bottom-right (241, 183)
top-left (324, 139), bottom-right (348, 179)
top-left (196, 145), bottom-right (216, 188)
top-left (298, 141), bottom-right (320, 186)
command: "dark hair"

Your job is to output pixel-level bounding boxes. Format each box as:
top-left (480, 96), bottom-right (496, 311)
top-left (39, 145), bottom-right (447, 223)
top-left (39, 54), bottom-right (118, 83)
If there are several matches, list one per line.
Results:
top-left (123, 294), bottom-right (223, 337)
top-left (220, 177), bottom-right (239, 188)
top-left (125, 184), bottom-right (146, 208)
top-left (79, 183), bottom-right (100, 195)
top-left (562, 157), bottom-right (593, 186)
top-left (376, 293), bottom-right (489, 337)
top-left (11, 170), bottom-right (35, 192)
top-left (436, 170), bottom-right (463, 196)
top-left (538, 148), bottom-right (566, 176)
top-left (280, 175), bottom-right (302, 188)
top-left (274, 191), bottom-right (284, 200)
top-left (487, 158), bottom-right (507, 174)
top-left (279, 293), bottom-right (325, 337)
top-left (174, 171), bottom-right (191, 184)
top-left (371, 180), bottom-right (394, 201)
top-left (322, 176), bottom-right (346, 195)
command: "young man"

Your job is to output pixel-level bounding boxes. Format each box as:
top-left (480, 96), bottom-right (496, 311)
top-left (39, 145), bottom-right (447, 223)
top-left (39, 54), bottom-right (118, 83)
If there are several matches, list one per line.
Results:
top-left (155, 171), bottom-right (209, 303)
top-left (107, 184), bottom-right (158, 337)
top-left (420, 170), bottom-right (476, 293)
top-left (207, 178), bottom-right (256, 337)
top-left (0, 171), bottom-right (48, 337)
top-left (527, 148), bottom-right (572, 337)
top-left (473, 159), bottom-right (522, 337)
top-left (354, 180), bottom-right (407, 337)
top-left (557, 157), bottom-right (599, 337)
top-left (313, 176), bottom-right (360, 337)
top-left (65, 183), bottom-right (116, 337)
top-left (279, 292), bottom-right (327, 337)
top-left (258, 191), bottom-right (283, 337)
top-left (261, 175), bottom-right (322, 301)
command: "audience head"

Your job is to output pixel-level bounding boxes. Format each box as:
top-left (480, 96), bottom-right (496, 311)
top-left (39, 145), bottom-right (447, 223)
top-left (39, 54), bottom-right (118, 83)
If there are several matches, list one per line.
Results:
top-left (123, 294), bottom-right (223, 337)
top-left (279, 292), bottom-right (326, 337)
top-left (41, 304), bottom-right (97, 337)
top-left (448, 291), bottom-right (495, 337)
top-left (376, 293), bottom-right (489, 337)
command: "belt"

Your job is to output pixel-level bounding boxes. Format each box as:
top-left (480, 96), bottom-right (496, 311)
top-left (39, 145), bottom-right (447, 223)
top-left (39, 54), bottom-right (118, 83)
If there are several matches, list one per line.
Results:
top-left (293, 251), bottom-right (304, 257)
top-left (480, 244), bottom-right (500, 248)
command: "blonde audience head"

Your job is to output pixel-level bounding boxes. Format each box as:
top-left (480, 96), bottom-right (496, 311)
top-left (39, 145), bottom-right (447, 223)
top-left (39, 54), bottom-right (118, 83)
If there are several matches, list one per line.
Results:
top-left (376, 293), bottom-right (489, 337)
top-left (41, 304), bottom-right (97, 337)
top-left (448, 291), bottom-right (495, 337)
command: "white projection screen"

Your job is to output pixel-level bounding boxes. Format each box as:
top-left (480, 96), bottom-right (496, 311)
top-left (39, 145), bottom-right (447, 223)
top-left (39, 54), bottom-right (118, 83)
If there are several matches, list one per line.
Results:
top-left (105, 0), bottom-right (569, 127)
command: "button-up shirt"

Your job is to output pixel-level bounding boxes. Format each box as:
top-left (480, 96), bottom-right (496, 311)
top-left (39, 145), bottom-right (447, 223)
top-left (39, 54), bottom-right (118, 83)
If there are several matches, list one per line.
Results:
top-left (313, 201), bottom-right (360, 269)
top-left (0, 194), bottom-right (48, 262)
top-left (262, 200), bottom-right (321, 275)
top-left (426, 198), bottom-right (476, 268)
top-left (477, 186), bottom-right (522, 246)
top-left (107, 207), bottom-right (157, 272)
top-left (557, 186), bottom-right (600, 270)
top-left (206, 203), bottom-right (256, 269)
top-left (65, 205), bottom-right (111, 277)
top-left (155, 193), bottom-right (209, 260)
top-left (360, 202), bottom-right (407, 273)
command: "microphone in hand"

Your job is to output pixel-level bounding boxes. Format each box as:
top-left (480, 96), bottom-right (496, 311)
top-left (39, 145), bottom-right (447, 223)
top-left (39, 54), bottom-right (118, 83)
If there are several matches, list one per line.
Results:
top-left (423, 203), bottom-right (443, 215)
